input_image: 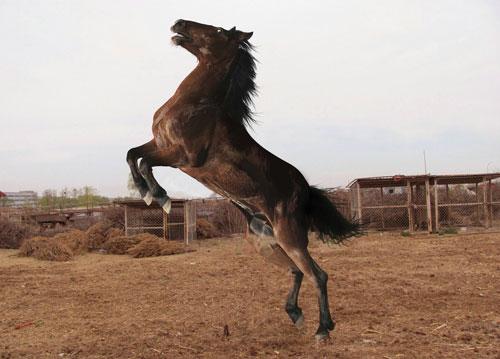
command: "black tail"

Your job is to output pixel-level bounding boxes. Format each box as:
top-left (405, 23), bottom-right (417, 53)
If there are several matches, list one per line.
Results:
top-left (305, 186), bottom-right (360, 244)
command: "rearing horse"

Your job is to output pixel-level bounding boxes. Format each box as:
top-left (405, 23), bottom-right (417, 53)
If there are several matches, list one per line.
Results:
top-left (126, 19), bottom-right (358, 340)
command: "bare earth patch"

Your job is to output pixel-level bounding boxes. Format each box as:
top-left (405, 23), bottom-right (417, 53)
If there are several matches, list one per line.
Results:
top-left (0, 233), bottom-right (499, 358)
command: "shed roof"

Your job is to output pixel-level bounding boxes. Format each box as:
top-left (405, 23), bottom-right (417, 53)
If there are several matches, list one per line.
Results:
top-left (113, 198), bottom-right (186, 209)
top-left (348, 172), bottom-right (500, 189)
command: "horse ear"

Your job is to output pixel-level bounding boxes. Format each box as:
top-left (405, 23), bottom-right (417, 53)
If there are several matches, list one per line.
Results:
top-left (238, 31), bottom-right (253, 42)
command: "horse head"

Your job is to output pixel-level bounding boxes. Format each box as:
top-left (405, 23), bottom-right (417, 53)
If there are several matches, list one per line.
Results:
top-left (171, 19), bottom-right (253, 62)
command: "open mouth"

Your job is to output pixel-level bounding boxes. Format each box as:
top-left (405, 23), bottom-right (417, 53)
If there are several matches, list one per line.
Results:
top-left (171, 31), bottom-right (191, 45)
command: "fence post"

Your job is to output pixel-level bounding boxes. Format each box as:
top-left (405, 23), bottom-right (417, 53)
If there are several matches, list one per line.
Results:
top-left (425, 178), bottom-right (432, 233)
top-left (356, 182), bottom-right (362, 224)
top-left (184, 202), bottom-right (189, 245)
top-left (407, 181), bottom-right (414, 233)
top-left (124, 205), bottom-right (128, 236)
top-left (483, 177), bottom-right (490, 228)
top-left (434, 178), bottom-right (439, 233)
top-left (380, 187), bottom-right (385, 230)
top-left (489, 179), bottom-right (493, 225)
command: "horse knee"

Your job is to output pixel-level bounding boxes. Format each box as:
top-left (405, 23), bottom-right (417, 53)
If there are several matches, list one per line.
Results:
top-left (138, 159), bottom-right (150, 176)
top-left (126, 148), bottom-right (135, 163)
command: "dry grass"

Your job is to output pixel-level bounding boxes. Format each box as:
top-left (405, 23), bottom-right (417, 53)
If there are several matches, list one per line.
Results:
top-left (196, 217), bottom-right (221, 239)
top-left (101, 235), bottom-right (142, 255)
top-left (1, 233), bottom-right (498, 358)
top-left (0, 216), bottom-right (35, 249)
top-left (127, 235), bottom-right (195, 258)
top-left (17, 222), bottom-right (191, 260)
top-left (52, 229), bottom-right (89, 255)
top-left (18, 236), bottom-right (74, 261)
top-left (86, 220), bottom-right (114, 250)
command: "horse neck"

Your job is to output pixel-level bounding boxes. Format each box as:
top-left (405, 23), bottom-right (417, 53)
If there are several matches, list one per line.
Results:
top-left (176, 60), bottom-right (232, 100)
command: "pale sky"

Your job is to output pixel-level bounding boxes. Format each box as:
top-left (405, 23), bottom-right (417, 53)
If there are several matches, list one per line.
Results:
top-left (1, 0), bottom-right (499, 197)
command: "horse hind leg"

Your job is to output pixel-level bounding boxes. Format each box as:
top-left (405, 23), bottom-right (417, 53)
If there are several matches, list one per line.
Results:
top-left (248, 234), bottom-right (306, 329)
top-left (275, 218), bottom-right (335, 340)
top-left (231, 201), bottom-right (305, 328)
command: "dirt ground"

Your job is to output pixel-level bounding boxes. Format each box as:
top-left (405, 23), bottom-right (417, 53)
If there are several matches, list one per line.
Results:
top-left (1, 232), bottom-right (499, 358)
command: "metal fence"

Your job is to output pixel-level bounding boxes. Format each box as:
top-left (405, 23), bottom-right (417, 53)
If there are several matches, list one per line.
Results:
top-left (194, 198), bottom-right (247, 235)
top-left (121, 199), bottom-right (196, 242)
top-left (348, 174), bottom-right (500, 233)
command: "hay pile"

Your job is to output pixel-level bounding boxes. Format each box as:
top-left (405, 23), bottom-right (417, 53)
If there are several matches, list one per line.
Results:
top-left (86, 221), bottom-right (116, 250)
top-left (127, 234), bottom-right (194, 258)
top-left (18, 221), bottom-right (193, 261)
top-left (19, 236), bottom-right (74, 261)
top-left (101, 235), bottom-right (142, 255)
top-left (53, 229), bottom-right (89, 254)
top-left (0, 217), bottom-right (35, 249)
top-left (196, 218), bottom-right (221, 239)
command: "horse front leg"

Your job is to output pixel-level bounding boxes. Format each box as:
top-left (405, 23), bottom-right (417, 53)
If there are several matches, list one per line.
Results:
top-left (126, 140), bottom-right (157, 203)
top-left (138, 150), bottom-right (183, 213)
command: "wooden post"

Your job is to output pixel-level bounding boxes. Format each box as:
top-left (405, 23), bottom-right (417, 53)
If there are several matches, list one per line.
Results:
top-left (489, 179), bottom-right (493, 225)
top-left (184, 202), bottom-right (189, 245)
top-left (475, 182), bottom-right (479, 225)
top-left (425, 177), bottom-right (432, 233)
top-left (356, 182), bottom-right (362, 224)
top-left (163, 209), bottom-right (168, 240)
top-left (407, 181), bottom-right (414, 232)
top-left (380, 187), bottom-right (385, 230)
top-left (483, 177), bottom-right (489, 228)
top-left (434, 178), bottom-right (440, 233)
top-left (445, 184), bottom-right (450, 224)
top-left (124, 205), bottom-right (129, 236)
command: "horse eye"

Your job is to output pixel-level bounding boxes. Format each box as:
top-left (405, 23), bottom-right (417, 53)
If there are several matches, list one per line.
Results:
top-left (217, 28), bottom-right (223, 33)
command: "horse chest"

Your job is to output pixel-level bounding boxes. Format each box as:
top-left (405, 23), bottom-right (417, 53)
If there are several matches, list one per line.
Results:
top-left (154, 107), bottom-right (209, 146)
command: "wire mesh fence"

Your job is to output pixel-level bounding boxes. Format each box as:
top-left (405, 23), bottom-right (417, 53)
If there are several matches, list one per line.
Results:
top-left (122, 199), bottom-right (196, 242)
top-left (194, 198), bottom-right (247, 236)
top-left (349, 175), bottom-right (500, 232)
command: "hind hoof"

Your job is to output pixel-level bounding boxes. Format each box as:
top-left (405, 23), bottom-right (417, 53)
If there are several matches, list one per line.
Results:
top-left (294, 313), bottom-right (305, 329)
top-left (143, 191), bottom-right (153, 206)
top-left (314, 331), bottom-right (330, 342)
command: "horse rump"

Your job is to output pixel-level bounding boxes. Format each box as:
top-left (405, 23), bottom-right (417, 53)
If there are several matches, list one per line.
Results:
top-left (305, 186), bottom-right (360, 244)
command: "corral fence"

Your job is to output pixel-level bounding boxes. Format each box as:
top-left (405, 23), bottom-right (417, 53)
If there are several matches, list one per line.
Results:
top-left (115, 199), bottom-right (196, 243)
top-left (193, 197), bottom-right (247, 235)
top-left (348, 173), bottom-right (500, 233)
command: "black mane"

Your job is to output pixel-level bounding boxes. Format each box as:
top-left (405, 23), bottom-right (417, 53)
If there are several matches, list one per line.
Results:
top-left (222, 41), bottom-right (257, 128)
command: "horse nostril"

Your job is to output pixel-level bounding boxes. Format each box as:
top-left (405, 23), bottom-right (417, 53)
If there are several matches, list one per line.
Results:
top-left (174, 19), bottom-right (185, 28)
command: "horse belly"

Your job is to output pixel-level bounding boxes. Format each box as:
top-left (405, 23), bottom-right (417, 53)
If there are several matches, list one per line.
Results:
top-left (181, 163), bottom-right (261, 200)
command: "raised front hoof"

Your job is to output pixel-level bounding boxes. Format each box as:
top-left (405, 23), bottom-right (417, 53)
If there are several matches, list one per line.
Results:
top-left (158, 196), bottom-right (172, 214)
top-left (142, 191), bottom-right (153, 206)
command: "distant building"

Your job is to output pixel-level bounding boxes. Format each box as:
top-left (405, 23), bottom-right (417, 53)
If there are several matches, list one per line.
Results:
top-left (2, 191), bottom-right (38, 208)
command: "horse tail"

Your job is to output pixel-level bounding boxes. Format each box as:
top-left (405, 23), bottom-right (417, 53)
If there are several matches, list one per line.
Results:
top-left (305, 186), bottom-right (360, 244)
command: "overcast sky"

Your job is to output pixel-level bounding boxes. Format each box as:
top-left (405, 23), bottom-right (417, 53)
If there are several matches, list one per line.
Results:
top-left (1, 0), bottom-right (499, 197)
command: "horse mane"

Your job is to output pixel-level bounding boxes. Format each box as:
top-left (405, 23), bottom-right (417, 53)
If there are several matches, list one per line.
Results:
top-left (222, 41), bottom-right (257, 128)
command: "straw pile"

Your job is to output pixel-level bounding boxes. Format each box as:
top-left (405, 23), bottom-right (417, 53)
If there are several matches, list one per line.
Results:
top-left (0, 216), bottom-right (35, 249)
top-left (52, 229), bottom-right (89, 254)
top-left (101, 235), bottom-right (142, 255)
top-left (18, 220), bottom-right (194, 260)
top-left (127, 234), bottom-right (194, 258)
top-left (86, 220), bottom-right (115, 250)
top-left (196, 218), bottom-right (221, 239)
top-left (19, 236), bottom-right (74, 261)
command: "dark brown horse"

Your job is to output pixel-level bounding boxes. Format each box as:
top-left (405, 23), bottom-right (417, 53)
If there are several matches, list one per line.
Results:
top-left (126, 19), bottom-right (358, 340)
